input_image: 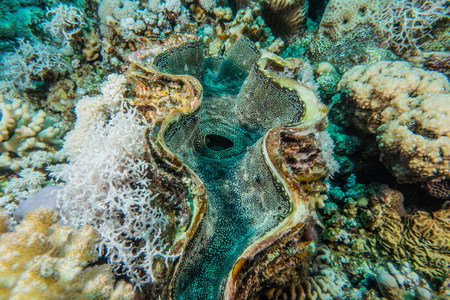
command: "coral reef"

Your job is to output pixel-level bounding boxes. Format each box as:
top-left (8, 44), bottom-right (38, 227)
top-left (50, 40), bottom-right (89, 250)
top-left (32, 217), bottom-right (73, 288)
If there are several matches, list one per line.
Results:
top-left (339, 60), bottom-right (450, 194)
top-left (1, 0), bottom-right (449, 298)
top-left (0, 207), bottom-right (135, 299)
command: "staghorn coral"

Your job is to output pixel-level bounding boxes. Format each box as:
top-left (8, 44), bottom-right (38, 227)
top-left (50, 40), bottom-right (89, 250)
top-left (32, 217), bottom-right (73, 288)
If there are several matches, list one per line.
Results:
top-left (0, 207), bottom-right (135, 299)
top-left (339, 60), bottom-right (450, 191)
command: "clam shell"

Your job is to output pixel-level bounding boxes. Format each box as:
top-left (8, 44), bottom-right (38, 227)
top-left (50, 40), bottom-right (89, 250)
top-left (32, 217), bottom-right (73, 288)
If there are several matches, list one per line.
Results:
top-left (126, 38), bottom-right (332, 299)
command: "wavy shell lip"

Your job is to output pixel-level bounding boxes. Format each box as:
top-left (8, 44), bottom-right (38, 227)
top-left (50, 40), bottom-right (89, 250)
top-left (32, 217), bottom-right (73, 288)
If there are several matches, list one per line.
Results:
top-left (125, 40), bottom-right (208, 298)
top-left (126, 38), bottom-right (332, 299)
top-left (258, 50), bottom-right (328, 127)
top-left (224, 120), bottom-right (330, 299)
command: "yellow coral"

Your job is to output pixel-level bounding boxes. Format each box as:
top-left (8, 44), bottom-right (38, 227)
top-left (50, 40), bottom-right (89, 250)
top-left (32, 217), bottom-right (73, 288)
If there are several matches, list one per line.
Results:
top-left (378, 208), bottom-right (450, 280)
top-left (339, 61), bottom-right (450, 189)
top-left (318, 0), bottom-right (389, 42)
top-left (0, 94), bottom-right (65, 172)
top-left (0, 207), bottom-right (135, 299)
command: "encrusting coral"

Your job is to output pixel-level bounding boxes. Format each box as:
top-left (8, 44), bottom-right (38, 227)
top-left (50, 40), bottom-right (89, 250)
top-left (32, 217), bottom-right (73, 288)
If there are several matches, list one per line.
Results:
top-left (339, 60), bottom-right (450, 196)
top-left (0, 207), bottom-right (135, 299)
top-left (318, 0), bottom-right (389, 42)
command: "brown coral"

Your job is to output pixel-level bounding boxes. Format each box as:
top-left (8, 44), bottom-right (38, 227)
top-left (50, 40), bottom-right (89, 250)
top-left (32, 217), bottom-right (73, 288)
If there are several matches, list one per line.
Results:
top-left (339, 61), bottom-right (450, 189)
top-left (318, 0), bottom-right (389, 42)
top-left (0, 207), bottom-right (135, 299)
top-left (367, 188), bottom-right (450, 280)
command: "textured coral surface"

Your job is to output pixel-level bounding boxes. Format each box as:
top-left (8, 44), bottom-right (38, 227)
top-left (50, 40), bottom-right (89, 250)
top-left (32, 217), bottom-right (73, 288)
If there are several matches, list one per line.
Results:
top-left (0, 207), bottom-right (135, 300)
top-left (1, 0), bottom-right (450, 299)
top-left (339, 61), bottom-right (450, 192)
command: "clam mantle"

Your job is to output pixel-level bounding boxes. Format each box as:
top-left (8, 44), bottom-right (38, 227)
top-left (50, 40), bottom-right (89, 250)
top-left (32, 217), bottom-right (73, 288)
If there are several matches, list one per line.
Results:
top-left (126, 37), bottom-right (335, 299)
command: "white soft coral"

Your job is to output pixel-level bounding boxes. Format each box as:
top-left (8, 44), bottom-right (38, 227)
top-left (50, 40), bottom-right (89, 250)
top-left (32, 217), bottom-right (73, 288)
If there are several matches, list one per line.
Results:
top-left (380, 0), bottom-right (450, 53)
top-left (43, 3), bottom-right (86, 45)
top-left (53, 74), bottom-right (178, 287)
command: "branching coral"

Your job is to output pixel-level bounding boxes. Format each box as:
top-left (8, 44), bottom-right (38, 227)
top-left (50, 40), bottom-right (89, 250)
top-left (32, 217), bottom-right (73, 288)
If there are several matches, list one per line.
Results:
top-left (0, 207), bottom-right (135, 299)
top-left (0, 94), bottom-right (65, 172)
top-left (52, 74), bottom-right (185, 287)
top-left (380, 0), bottom-right (450, 53)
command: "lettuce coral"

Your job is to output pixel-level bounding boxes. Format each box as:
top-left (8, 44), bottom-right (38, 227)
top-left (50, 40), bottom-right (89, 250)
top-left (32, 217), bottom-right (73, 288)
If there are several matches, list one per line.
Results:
top-left (377, 206), bottom-right (450, 281)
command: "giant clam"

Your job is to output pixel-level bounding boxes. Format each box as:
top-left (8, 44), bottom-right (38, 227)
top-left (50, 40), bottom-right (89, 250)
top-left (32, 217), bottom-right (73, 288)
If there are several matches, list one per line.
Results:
top-left (126, 37), bottom-right (335, 299)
